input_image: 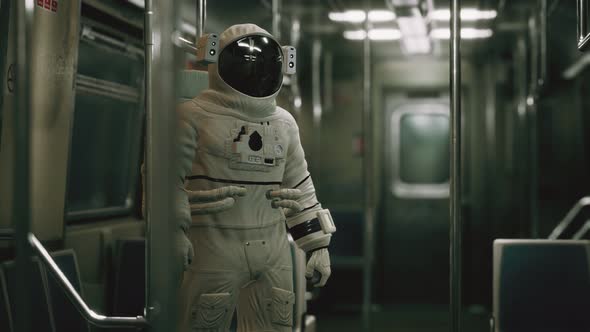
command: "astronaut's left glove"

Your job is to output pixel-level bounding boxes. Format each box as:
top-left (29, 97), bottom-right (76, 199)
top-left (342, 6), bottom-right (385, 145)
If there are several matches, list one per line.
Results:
top-left (305, 248), bottom-right (331, 287)
top-left (285, 208), bottom-right (336, 287)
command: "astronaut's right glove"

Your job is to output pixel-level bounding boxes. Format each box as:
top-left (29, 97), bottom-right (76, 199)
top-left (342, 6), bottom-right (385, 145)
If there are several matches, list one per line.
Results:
top-left (286, 208), bottom-right (336, 287)
top-left (177, 228), bottom-right (195, 271)
top-left (186, 186), bottom-right (247, 215)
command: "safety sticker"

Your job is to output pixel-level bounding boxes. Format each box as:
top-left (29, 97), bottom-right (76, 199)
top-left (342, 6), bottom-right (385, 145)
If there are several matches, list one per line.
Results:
top-left (37, 0), bottom-right (58, 13)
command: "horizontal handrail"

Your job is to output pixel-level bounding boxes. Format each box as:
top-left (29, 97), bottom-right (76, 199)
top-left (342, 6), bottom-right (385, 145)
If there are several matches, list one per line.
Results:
top-left (28, 233), bottom-right (149, 328)
top-left (548, 196), bottom-right (590, 239)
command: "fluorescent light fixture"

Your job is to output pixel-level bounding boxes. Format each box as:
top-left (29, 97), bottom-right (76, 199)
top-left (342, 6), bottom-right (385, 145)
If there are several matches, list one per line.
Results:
top-left (330, 9), bottom-right (396, 23)
top-left (343, 29), bottom-right (402, 41)
top-left (431, 8), bottom-right (497, 21)
top-left (343, 30), bottom-right (367, 40)
top-left (329, 10), bottom-right (366, 23)
top-left (368, 10), bottom-right (396, 22)
top-left (368, 28), bottom-right (402, 40)
top-left (430, 28), bottom-right (493, 39)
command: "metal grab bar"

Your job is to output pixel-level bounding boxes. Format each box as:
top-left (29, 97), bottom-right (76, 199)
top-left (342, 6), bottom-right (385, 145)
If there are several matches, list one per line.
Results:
top-left (573, 220), bottom-right (590, 240)
top-left (548, 196), bottom-right (590, 239)
top-left (578, 0), bottom-right (590, 51)
top-left (28, 233), bottom-right (149, 328)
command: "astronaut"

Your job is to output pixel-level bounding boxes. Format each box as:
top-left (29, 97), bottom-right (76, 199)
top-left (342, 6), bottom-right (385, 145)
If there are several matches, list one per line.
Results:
top-left (174, 24), bottom-right (335, 332)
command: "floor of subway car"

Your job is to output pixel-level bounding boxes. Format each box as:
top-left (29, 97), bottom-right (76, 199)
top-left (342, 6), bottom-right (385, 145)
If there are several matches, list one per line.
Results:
top-left (315, 304), bottom-right (490, 332)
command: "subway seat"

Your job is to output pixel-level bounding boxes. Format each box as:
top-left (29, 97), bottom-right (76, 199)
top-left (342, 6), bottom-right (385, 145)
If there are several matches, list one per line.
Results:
top-left (493, 239), bottom-right (590, 332)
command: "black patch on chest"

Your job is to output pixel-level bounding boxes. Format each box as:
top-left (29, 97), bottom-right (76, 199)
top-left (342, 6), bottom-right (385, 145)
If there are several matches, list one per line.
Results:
top-left (248, 131), bottom-right (263, 151)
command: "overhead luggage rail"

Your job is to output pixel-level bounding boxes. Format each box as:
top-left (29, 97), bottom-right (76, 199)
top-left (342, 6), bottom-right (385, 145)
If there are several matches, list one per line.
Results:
top-left (548, 196), bottom-right (590, 239)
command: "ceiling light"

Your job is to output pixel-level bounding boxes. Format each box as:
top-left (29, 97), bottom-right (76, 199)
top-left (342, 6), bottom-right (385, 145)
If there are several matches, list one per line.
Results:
top-left (329, 10), bottom-right (366, 23)
top-left (343, 30), bottom-right (367, 40)
top-left (430, 8), bottom-right (497, 21)
top-left (430, 28), bottom-right (494, 39)
top-left (368, 10), bottom-right (396, 22)
top-left (330, 9), bottom-right (396, 23)
top-left (368, 28), bottom-right (402, 40)
top-left (343, 29), bottom-right (402, 41)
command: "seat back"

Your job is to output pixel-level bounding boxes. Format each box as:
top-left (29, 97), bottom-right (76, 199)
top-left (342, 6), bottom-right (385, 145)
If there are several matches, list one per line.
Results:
top-left (2, 259), bottom-right (56, 332)
top-left (112, 238), bottom-right (146, 318)
top-left (45, 250), bottom-right (89, 332)
top-left (0, 268), bottom-right (12, 332)
top-left (493, 239), bottom-right (590, 332)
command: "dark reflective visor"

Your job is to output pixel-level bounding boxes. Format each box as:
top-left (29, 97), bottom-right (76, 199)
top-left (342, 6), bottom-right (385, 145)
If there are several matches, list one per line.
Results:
top-left (218, 35), bottom-right (283, 98)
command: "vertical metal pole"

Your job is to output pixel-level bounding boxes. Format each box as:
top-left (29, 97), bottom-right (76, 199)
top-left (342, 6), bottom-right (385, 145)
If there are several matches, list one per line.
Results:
top-left (577, 0), bottom-right (588, 42)
top-left (539, 0), bottom-right (547, 87)
top-left (323, 52), bottom-right (333, 113)
top-left (450, 0), bottom-right (462, 331)
top-left (311, 38), bottom-right (322, 193)
top-left (290, 18), bottom-right (302, 116)
top-left (13, 1), bottom-right (34, 332)
top-left (272, 0), bottom-right (282, 41)
top-left (144, 0), bottom-right (153, 326)
top-left (146, 1), bottom-right (180, 331)
top-left (362, 2), bottom-right (374, 330)
top-left (527, 13), bottom-right (539, 238)
top-left (196, 0), bottom-right (206, 40)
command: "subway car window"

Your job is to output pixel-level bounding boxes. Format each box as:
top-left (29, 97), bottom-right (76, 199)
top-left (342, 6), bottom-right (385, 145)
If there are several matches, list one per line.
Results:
top-left (390, 102), bottom-right (450, 198)
top-left (66, 20), bottom-right (144, 221)
top-left (399, 113), bottom-right (450, 184)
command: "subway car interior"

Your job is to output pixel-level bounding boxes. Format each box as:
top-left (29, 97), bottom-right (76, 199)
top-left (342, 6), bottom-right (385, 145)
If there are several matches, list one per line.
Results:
top-left (1, 0), bottom-right (590, 331)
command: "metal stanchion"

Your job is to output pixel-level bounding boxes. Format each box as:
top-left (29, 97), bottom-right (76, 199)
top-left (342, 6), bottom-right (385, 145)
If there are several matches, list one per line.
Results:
top-left (449, 0), bottom-right (462, 331)
top-left (145, 0), bottom-right (180, 331)
top-left (361, 1), bottom-right (374, 330)
top-left (12, 1), bottom-right (34, 331)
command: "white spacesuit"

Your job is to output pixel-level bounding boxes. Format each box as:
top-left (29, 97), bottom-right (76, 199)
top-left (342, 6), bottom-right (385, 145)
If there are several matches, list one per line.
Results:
top-left (175, 24), bottom-right (335, 332)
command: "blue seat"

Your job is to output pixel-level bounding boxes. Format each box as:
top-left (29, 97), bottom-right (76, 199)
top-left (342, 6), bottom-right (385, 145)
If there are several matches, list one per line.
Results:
top-left (45, 250), bottom-right (90, 332)
top-left (112, 238), bottom-right (146, 318)
top-left (493, 239), bottom-right (590, 332)
top-left (2, 259), bottom-right (56, 332)
top-left (0, 268), bottom-right (13, 332)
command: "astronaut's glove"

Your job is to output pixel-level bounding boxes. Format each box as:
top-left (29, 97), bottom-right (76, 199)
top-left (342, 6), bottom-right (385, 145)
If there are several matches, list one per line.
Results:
top-left (305, 248), bottom-right (332, 287)
top-left (185, 186), bottom-right (247, 215)
top-left (266, 189), bottom-right (303, 217)
top-left (176, 228), bottom-right (195, 271)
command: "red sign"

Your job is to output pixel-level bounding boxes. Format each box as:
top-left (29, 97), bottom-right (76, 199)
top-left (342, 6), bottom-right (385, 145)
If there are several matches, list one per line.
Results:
top-left (37, 0), bottom-right (58, 13)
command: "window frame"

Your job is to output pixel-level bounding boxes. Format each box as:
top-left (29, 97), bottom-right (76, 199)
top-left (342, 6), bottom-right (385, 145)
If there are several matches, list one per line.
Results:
top-left (65, 21), bottom-right (145, 223)
top-left (390, 101), bottom-right (450, 199)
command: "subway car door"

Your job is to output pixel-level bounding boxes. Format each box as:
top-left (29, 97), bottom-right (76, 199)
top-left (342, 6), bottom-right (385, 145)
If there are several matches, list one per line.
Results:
top-left (380, 94), bottom-right (450, 304)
